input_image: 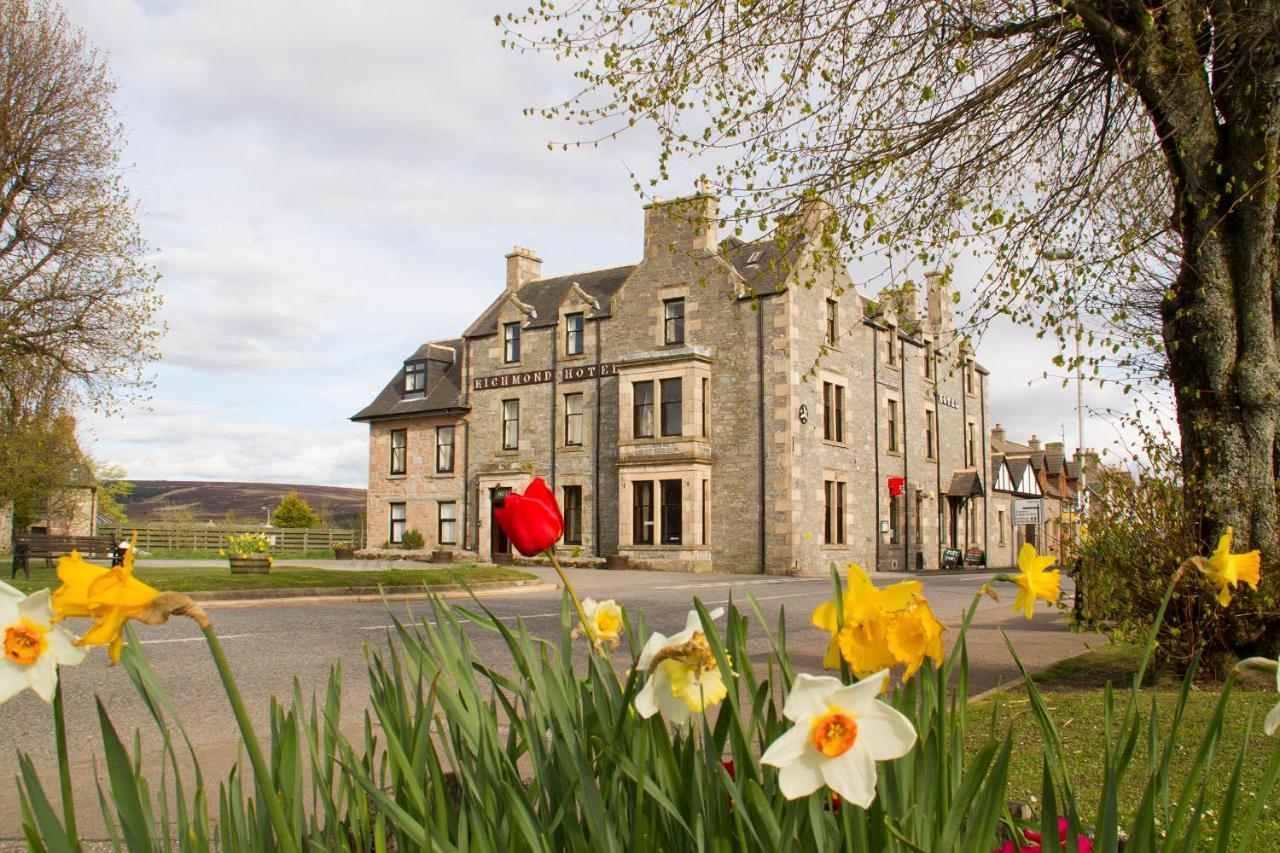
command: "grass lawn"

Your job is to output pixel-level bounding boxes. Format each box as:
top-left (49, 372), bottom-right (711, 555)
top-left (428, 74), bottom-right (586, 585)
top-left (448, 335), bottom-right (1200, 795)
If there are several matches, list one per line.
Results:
top-left (4, 561), bottom-right (535, 595)
top-left (969, 642), bottom-right (1280, 849)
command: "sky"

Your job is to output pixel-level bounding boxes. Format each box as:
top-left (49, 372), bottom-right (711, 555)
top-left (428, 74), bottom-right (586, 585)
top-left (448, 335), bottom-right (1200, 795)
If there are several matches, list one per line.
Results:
top-left (66, 0), bottom-right (1145, 488)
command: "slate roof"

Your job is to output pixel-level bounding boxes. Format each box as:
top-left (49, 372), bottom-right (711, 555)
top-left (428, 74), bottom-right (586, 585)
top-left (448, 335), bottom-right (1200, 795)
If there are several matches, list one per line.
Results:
top-left (945, 469), bottom-right (984, 498)
top-left (721, 236), bottom-right (798, 295)
top-left (350, 339), bottom-right (466, 422)
top-left (1005, 456), bottom-right (1031, 490)
top-left (464, 266), bottom-right (636, 338)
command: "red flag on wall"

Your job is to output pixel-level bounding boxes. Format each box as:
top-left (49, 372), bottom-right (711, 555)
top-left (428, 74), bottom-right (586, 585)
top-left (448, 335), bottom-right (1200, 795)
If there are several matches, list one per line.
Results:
top-left (887, 477), bottom-right (905, 496)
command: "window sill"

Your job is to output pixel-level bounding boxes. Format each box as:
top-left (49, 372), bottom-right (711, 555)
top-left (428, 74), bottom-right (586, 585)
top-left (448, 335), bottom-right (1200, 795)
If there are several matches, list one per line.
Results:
top-left (561, 444), bottom-right (586, 452)
top-left (886, 450), bottom-right (902, 457)
top-left (562, 353), bottom-right (588, 361)
top-left (820, 439), bottom-right (847, 448)
top-left (821, 544), bottom-right (849, 550)
top-left (387, 474), bottom-right (407, 480)
top-left (624, 543), bottom-right (702, 551)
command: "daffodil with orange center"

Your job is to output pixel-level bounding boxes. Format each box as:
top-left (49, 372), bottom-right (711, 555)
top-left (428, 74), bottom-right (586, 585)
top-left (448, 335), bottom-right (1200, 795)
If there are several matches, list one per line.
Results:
top-left (761, 670), bottom-right (916, 808)
top-left (0, 582), bottom-right (86, 704)
top-left (52, 538), bottom-right (160, 663)
top-left (1011, 542), bottom-right (1060, 619)
top-left (1199, 527), bottom-right (1261, 607)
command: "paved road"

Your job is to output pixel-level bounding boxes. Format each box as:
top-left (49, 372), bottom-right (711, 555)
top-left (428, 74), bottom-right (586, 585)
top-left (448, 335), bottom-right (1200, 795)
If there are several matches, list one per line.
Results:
top-left (0, 566), bottom-right (1095, 838)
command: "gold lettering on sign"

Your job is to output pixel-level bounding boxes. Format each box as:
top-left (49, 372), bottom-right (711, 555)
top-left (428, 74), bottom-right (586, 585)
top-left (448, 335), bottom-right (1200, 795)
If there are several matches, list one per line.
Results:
top-left (472, 370), bottom-right (555, 391)
top-left (560, 362), bottom-right (617, 383)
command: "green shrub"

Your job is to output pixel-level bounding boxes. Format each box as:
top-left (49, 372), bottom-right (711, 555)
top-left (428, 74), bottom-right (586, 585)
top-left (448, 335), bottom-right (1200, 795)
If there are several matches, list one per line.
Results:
top-left (400, 528), bottom-right (425, 550)
top-left (1078, 440), bottom-right (1279, 671)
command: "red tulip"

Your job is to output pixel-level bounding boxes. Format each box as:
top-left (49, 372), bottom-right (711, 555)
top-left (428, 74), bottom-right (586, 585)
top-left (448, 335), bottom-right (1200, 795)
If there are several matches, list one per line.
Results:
top-left (996, 818), bottom-right (1093, 853)
top-left (493, 477), bottom-right (563, 556)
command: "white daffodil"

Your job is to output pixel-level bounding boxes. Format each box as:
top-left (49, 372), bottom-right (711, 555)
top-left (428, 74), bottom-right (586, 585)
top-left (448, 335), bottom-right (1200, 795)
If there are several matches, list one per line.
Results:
top-left (1235, 656), bottom-right (1280, 736)
top-left (761, 670), bottom-right (916, 808)
top-left (1, 583), bottom-right (86, 704)
top-left (574, 597), bottom-right (624, 649)
top-left (634, 607), bottom-right (728, 725)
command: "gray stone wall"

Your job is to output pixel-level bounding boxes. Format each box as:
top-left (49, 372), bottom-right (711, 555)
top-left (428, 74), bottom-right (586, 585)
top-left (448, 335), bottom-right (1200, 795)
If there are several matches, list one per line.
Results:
top-left (361, 192), bottom-right (997, 574)
top-left (365, 416), bottom-right (466, 549)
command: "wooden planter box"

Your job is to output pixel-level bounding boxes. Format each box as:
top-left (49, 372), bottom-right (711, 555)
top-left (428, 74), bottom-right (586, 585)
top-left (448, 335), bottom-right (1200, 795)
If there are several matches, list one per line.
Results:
top-left (229, 556), bottom-right (271, 574)
top-left (431, 550), bottom-right (454, 564)
top-left (604, 555), bottom-right (630, 571)
top-left (334, 547), bottom-right (355, 560)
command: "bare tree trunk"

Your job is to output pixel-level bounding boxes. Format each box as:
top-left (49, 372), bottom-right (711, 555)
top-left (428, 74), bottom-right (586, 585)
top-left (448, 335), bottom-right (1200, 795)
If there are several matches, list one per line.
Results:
top-left (1164, 197), bottom-right (1280, 582)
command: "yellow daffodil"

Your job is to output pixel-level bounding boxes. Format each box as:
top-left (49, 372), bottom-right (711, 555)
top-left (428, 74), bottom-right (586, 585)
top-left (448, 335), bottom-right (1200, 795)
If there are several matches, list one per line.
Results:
top-left (761, 670), bottom-right (916, 808)
top-left (578, 597), bottom-right (623, 649)
top-left (634, 608), bottom-right (729, 724)
top-left (812, 564), bottom-right (942, 681)
top-left (52, 539), bottom-right (160, 664)
top-left (1012, 543), bottom-right (1060, 619)
top-left (886, 598), bottom-right (945, 681)
top-left (1199, 527), bottom-right (1261, 607)
top-left (1, 583), bottom-right (86, 704)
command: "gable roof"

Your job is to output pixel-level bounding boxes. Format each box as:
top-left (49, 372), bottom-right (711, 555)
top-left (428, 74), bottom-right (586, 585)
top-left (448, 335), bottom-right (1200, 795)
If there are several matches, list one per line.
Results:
top-left (350, 339), bottom-right (466, 422)
top-left (946, 469), bottom-right (984, 498)
top-left (464, 265), bottom-right (635, 338)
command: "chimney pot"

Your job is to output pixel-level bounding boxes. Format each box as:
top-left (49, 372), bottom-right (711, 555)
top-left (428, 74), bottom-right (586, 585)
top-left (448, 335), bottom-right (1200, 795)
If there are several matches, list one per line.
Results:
top-left (1028, 435), bottom-right (1042, 452)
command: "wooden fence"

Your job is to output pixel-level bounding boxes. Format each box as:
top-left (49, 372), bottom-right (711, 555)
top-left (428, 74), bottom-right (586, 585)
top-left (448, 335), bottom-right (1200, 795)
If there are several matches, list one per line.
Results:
top-left (101, 525), bottom-right (365, 553)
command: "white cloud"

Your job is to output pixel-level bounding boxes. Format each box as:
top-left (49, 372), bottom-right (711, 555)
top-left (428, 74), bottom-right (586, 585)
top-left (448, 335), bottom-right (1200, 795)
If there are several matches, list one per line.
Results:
top-left (87, 399), bottom-right (367, 486)
top-left (63, 0), bottom-right (1160, 486)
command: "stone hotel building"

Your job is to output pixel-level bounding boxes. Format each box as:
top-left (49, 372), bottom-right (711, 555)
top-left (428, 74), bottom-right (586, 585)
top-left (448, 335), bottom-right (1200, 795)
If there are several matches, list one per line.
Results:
top-left (352, 194), bottom-right (996, 573)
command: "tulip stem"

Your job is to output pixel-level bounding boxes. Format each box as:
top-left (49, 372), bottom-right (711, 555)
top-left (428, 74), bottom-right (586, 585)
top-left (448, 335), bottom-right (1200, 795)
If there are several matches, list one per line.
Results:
top-left (201, 625), bottom-right (300, 853)
top-left (53, 679), bottom-right (78, 847)
top-left (545, 549), bottom-right (597, 652)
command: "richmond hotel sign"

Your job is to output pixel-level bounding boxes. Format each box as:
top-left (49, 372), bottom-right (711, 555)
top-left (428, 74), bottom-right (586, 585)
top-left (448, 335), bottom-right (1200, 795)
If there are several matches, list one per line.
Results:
top-left (472, 363), bottom-right (618, 392)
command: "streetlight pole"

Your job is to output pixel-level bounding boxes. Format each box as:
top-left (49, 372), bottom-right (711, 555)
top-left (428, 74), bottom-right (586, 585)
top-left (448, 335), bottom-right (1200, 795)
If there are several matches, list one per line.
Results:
top-left (1042, 248), bottom-right (1087, 537)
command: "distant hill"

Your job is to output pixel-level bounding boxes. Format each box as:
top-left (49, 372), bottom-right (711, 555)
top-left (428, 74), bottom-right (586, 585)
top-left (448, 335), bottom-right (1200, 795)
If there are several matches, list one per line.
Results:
top-left (113, 481), bottom-right (366, 527)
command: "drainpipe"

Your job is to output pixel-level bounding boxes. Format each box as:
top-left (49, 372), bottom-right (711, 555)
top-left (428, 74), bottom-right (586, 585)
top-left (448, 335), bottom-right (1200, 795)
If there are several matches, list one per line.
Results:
top-left (900, 331), bottom-right (910, 570)
top-left (463, 419), bottom-right (471, 551)
top-left (757, 298), bottom-right (767, 574)
top-left (980, 370), bottom-right (989, 566)
top-left (550, 327), bottom-right (558, 492)
top-left (933, 352), bottom-right (942, 571)
top-left (593, 318), bottom-right (602, 555)
top-left (871, 322), bottom-right (881, 572)
top-left (961, 356), bottom-right (969, 551)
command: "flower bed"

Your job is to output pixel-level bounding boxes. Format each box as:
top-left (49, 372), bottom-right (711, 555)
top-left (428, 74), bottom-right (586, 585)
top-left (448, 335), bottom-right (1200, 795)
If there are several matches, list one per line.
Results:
top-left (5, 490), bottom-right (1277, 850)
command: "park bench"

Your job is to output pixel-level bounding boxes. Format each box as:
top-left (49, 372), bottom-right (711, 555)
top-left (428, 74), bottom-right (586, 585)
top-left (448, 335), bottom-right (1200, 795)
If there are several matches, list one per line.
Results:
top-left (10, 533), bottom-right (118, 579)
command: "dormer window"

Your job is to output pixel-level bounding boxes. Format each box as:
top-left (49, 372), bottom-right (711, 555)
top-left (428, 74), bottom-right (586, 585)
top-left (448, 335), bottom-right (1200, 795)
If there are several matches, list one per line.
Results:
top-left (504, 322), bottom-right (521, 363)
top-left (565, 312), bottom-right (585, 355)
top-left (403, 361), bottom-right (426, 394)
top-left (746, 250), bottom-right (763, 265)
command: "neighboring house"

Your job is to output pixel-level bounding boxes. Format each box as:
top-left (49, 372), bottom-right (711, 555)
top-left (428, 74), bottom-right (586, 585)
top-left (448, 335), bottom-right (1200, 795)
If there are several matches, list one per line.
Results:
top-left (352, 193), bottom-right (996, 573)
top-left (21, 460), bottom-right (99, 539)
top-left (988, 426), bottom-right (1098, 567)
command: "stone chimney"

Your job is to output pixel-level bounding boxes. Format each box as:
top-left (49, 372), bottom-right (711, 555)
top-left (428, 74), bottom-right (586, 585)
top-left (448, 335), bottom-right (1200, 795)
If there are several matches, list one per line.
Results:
top-left (1046, 440), bottom-right (1064, 456)
top-left (897, 281), bottom-right (919, 326)
top-left (1027, 434), bottom-right (1041, 452)
top-left (925, 271), bottom-right (953, 333)
top-left (990, 423), bottom-right (1006, 445)
top-left (505, 246), bottom-right (542, 291)
top-left (644, 193), bottom-right (719, 259)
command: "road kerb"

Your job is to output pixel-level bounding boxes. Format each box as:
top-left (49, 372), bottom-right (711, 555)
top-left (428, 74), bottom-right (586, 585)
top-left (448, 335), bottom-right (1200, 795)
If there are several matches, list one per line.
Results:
top-left (194, 579), bottom-right (555, 608)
